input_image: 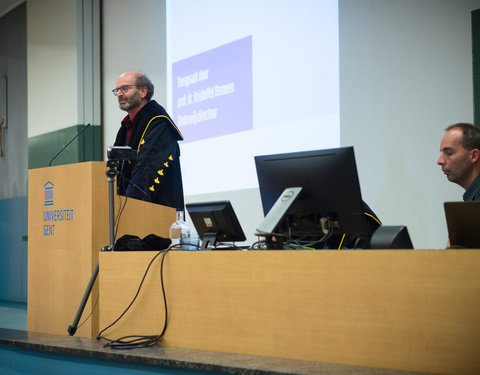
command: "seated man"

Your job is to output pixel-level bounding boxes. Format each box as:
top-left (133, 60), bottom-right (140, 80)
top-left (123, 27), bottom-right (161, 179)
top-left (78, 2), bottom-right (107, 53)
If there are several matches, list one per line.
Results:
top-left (437, 122), bottom-right (480, 201)
top-left (437, 123), bottom-right (480, 248)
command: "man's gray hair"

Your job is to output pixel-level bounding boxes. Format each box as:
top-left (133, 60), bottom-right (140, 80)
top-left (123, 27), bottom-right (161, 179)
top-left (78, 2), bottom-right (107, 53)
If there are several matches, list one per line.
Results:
top-left (135, 72), bottom-right (154, 101)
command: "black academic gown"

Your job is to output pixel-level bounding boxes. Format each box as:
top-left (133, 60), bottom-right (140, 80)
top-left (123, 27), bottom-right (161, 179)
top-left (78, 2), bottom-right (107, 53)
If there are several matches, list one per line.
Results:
top-left (114, 100), bottom-right (185, 210)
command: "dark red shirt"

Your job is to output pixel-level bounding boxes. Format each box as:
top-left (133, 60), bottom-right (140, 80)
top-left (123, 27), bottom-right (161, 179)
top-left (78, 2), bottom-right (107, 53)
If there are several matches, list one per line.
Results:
top-left (120, 112), bottom-right (139, 145)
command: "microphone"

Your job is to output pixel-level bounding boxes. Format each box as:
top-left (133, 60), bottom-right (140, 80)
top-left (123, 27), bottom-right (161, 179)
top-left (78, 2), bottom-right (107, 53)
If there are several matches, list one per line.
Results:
top-left (49, 123), bottom-right (91, 166)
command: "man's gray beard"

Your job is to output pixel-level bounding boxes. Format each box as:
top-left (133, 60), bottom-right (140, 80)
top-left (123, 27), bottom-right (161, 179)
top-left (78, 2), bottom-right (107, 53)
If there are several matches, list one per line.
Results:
top-left (119, 91), bottom-right (141, 112)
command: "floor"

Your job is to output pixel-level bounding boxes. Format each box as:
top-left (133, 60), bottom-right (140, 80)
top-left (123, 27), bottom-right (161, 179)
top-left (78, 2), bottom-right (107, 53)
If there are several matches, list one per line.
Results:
top-left (0, 300), bottom-right (27, 331)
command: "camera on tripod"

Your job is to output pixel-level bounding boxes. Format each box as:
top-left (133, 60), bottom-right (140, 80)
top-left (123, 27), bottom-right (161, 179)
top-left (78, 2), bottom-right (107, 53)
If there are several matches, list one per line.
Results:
top-left (107, 146), bottom-right (137, 162)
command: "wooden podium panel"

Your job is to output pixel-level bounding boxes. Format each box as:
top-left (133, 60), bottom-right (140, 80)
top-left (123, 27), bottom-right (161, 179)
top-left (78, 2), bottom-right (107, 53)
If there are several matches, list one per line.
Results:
top-left (28, 162), bottom-right (175, 338)
top-left (99, 250), bottom-right (480, 375)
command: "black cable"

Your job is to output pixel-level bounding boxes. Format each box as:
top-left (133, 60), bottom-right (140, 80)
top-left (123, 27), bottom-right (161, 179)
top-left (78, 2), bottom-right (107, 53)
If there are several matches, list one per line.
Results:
top-left (251, 241), bottom-right (262, 249)
top-left (296, 222), bottom-right (334, 248)
top-left (113, 194), bottom-right (128, 244)
top-left (169, 243), bottom-right (201, 250)
top-left (279, 217), bottom-right (330, 249)
top-left (212, 242), bottom-right (246, 250)
top-left (75, 294), bottom-right (99, 330)
top-left (97, 247), bottom-right (171, 349)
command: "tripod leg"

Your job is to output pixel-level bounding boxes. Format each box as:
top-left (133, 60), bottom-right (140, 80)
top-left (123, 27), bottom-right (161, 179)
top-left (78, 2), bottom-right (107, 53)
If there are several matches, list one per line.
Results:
top-left (67, 260), bottom-right (99, 336)
top-left (68, 163), bottom-right (117, 335)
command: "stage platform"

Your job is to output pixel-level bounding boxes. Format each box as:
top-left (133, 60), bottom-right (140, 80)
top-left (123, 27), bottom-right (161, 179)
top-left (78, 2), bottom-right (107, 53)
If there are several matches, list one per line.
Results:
top-left (0, 328), bottom-right (430, 375)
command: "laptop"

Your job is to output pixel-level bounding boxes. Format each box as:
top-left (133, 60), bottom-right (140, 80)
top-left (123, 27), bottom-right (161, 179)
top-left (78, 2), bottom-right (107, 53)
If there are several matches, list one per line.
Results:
top-left (444, 201), bottom-right (480, 249)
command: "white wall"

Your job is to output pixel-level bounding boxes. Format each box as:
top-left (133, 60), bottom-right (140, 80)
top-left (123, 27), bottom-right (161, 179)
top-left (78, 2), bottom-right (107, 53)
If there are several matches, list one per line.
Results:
top-left (102, 0), bottom-right (167, 152)
top-left (102, 0), bottom-right (480, 249)
top-left (340, 0), bottom-right (480, 249)
top-left (27, 0), bottom-right (78, 137)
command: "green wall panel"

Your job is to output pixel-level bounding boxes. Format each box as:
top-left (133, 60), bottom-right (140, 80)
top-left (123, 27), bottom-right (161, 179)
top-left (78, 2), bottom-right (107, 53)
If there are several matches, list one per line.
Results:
top-left (28, 124), bottom-right (102, 169)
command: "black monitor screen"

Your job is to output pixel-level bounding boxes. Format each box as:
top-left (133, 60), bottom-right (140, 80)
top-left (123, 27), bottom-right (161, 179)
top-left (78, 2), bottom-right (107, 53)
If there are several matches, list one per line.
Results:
top-left (186, 200), bottom-right (246, 249)
top-left (254, 146), bottom-right (368, 244)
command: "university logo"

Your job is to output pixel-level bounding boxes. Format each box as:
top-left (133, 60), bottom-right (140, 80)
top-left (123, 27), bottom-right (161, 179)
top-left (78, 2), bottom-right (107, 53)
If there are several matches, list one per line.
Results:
top-left (44, 181), bottom-right (54, 206)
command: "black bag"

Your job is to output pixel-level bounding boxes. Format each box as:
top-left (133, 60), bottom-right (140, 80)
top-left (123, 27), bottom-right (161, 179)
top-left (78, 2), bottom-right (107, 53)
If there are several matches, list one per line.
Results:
top-left (113, 234), bottom-right (171, 251)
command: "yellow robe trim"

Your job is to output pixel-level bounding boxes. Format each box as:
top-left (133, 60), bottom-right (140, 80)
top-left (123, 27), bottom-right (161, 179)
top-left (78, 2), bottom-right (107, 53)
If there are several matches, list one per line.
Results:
top-left (137, 115), bottom-right (183, 152)
top-left (157, 169), bottom-right (164, 176)
top-left (149, 185), bottom-right (155, 192)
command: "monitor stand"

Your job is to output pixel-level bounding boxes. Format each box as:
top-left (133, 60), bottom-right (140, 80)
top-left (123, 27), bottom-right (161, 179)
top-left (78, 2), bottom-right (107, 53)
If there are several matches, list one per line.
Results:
top-left (255, 187), bottom-right (303, 236)
top-left (201, 231), bottom-right (218, 250)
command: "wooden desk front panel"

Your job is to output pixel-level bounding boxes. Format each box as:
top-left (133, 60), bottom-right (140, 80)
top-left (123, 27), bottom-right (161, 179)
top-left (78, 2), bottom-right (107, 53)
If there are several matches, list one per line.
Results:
top-left (28, 162), bottom-right (108, 337)
top-left (28, 162), bottom-right (175, 338)
top-left (99, 250), bottom-right (480, 375)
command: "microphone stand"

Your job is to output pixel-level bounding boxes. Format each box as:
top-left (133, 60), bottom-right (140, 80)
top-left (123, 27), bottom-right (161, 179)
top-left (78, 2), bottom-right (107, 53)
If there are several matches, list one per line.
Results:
top-left (67, 160), bottom-right (119, 336)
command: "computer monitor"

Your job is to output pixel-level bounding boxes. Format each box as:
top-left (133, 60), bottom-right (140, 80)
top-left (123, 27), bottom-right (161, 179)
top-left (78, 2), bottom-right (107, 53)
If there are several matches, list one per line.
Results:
top-left (254, 146), bottom-right (369, 247)
top-left (186, 200), bottom-right (246, 249)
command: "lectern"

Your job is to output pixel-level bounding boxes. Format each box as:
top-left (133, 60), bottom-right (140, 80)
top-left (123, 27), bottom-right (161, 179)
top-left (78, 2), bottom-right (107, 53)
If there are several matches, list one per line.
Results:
top-left (27, 161), bottom-right (175, 338)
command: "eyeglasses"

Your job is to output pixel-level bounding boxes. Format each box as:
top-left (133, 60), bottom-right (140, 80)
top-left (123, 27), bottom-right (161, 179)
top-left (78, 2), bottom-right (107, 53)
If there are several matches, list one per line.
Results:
top-left (112, 85), bottom-right (139, 96)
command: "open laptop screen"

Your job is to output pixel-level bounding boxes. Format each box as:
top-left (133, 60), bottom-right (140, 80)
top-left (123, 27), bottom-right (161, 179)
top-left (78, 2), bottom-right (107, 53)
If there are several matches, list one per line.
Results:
top-left (444, 201), bottom-right (480, 249)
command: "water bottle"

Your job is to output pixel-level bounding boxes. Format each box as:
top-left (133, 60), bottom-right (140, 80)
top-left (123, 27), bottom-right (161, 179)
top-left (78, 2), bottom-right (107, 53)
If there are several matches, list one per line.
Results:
top-left (169, 210), bottom-right (196, 250)
top-left (183, 229), bottom-right (200, 250)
